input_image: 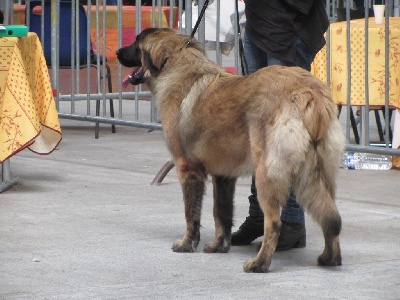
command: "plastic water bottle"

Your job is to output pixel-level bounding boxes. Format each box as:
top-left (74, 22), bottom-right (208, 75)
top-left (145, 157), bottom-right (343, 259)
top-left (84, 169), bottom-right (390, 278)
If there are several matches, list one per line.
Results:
top-left (340, 152), bottom-right (392, 170)
top-left (339, 152), bottom-right (356, 169)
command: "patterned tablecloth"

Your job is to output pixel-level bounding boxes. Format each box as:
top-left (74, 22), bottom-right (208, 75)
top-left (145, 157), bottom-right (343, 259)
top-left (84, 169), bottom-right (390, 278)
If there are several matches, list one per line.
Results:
top-left (313, 17), bottom-right (400, 109)
top-left (312, 18), bottom-right (400, 168)
top-left (0, 32), bottom-right (61, 163)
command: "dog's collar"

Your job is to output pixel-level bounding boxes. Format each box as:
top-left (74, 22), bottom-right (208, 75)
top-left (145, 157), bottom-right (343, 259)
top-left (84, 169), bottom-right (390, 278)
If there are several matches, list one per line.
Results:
top-left (179, 37), bottom-right (194, 52)
top-left (185, 38), bottom-right (192, 47)
top-left (156, 38), bottom-right (195, 75)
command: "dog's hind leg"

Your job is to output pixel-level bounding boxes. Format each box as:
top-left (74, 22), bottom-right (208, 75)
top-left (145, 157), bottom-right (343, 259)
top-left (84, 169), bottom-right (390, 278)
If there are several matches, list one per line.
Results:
top-left (172, 159), bottom-right (207, 253)
top-left (241, 121), bottom-right (292, 272)
top-left (203, 176), bottom-right (236, 253)
top-left (301, 184), bottom-right (342, 266)
top-left (317, 208), bottom-right (342, 267)
top-left (294, 148), bottom-right (342, 267)
top-left (243, 170), bottom-right (288, 273)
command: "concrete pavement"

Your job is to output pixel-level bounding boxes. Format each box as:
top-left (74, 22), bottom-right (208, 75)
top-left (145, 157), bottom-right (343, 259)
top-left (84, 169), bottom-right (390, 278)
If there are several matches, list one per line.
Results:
top-left (1, 119), bottom-right (400, 299)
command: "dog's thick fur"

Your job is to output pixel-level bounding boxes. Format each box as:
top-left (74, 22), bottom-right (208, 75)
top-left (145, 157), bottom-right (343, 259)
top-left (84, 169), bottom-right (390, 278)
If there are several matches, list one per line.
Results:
top-left (117, 28), bottom-right (345, 273)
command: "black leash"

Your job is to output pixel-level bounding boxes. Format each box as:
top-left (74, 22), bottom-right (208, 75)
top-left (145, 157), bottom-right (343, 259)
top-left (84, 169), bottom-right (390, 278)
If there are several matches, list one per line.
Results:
top-left (190, 0), bottom-right (211, 38)
top-left (235, 0), bottom-right (248, 75)
top-left (189, 0), bottom-right (248, 76)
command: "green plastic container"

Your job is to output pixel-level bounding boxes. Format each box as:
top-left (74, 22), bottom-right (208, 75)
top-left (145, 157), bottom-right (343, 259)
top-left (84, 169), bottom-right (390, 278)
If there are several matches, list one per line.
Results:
top-left (0, 25), bottom-right (28, 37)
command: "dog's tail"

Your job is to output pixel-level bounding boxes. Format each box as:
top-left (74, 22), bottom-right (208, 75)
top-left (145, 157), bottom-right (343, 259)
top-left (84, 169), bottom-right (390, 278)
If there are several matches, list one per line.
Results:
top-left (289, 77), bottom-right (345, 212)
top-left (290, 83), bottom-right (337, 143)
top-left (289, 80), bottom-right (345, 243)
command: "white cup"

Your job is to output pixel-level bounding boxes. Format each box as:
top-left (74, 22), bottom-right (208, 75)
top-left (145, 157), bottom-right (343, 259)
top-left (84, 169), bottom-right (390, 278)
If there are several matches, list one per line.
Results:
top-left (373, 5), bottom-right (385, 24)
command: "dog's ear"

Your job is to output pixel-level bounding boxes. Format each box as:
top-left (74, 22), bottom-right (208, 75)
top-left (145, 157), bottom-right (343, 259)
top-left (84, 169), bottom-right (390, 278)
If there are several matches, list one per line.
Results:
top-left (143, 49), bottom-right (169, 78)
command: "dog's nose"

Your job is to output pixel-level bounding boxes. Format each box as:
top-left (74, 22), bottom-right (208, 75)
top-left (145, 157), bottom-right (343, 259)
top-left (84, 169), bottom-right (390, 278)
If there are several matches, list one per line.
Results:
top-left (116, 50), bottom-right (119, 56)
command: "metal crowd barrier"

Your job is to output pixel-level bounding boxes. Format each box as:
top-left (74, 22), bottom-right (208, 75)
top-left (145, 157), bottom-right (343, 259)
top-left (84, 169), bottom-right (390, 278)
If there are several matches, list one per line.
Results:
top-left (2, 0), bottom-right (400, 159)
top-left (326, 0), bottom-right (400, 157)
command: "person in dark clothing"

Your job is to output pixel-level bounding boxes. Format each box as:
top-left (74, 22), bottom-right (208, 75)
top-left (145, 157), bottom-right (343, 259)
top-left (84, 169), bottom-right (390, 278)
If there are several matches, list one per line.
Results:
top-left (231, 0), bottom-right (329, 250)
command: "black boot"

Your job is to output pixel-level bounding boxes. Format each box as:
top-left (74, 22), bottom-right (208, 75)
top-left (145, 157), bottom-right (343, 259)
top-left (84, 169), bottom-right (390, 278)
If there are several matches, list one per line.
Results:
top-left (231, 216), bottom-right (264, 245)
top-left (255, 221), bottom-right (306, 251)
top-left (275, 221), bottom-right (306, 251)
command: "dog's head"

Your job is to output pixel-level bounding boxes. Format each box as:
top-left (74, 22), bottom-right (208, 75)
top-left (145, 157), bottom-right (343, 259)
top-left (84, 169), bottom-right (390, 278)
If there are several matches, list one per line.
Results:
top-left (116, 28), bottom-right (204, 87)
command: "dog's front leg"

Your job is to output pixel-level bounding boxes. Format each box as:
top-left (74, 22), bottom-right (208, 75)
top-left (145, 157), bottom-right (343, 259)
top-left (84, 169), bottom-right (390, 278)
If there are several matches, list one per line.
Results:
top-left (172, 159), bottom-right (206, 253)
top-left (203, 176), bottom-right (236, 253)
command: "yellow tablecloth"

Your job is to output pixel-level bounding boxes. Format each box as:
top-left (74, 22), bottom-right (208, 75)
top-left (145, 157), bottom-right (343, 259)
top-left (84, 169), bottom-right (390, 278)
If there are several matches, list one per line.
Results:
top-left (313, 17), bottom-right (400, 109)
top-left (313, 18), bottom-right (400, 168)
top-left (0, 32), bottom-right (61, 163)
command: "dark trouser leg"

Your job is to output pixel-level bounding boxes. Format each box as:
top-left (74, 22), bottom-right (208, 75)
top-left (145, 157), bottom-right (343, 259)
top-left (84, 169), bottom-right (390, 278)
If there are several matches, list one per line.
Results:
top-left (250, 179), bottom-right (305, 224)
top-left (280, 189), bottom-right (305, 223)
top-left (276, 188), bottom-right (306, 251)
top-left (249, 176), bottom-right (263, 217)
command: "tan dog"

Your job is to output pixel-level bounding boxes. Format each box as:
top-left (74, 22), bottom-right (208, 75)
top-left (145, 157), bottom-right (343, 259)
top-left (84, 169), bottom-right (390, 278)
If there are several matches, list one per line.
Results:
top-left (117, 28), bottom-right (345, 273)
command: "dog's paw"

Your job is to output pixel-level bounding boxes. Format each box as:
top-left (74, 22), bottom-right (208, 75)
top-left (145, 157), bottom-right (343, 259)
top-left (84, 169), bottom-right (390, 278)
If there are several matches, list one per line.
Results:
top-left (317, 253), bottom-right (342, 266)
top-left (243, 258), bottom-right (270, 273)
top-left (172, 239), bottom-right (196, 253)
top-left (203, 239), bottom-right (230, 253)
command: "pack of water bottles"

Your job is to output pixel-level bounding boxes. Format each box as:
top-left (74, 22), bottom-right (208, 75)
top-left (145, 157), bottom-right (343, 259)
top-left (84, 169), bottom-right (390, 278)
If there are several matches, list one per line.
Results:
top-left (340, 152), bottom-right (392, 170)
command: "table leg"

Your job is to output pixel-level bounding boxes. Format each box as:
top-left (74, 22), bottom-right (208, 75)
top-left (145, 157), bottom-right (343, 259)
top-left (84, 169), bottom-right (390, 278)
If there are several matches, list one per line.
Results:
top-left (1, 159), bottom-right (19, 193)
top-left (393, 109), bottom-right (400, 148)
top-left (360, 107), bottom-right (366, 145)
top-left (392, 109), bottom-right (400, 169)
